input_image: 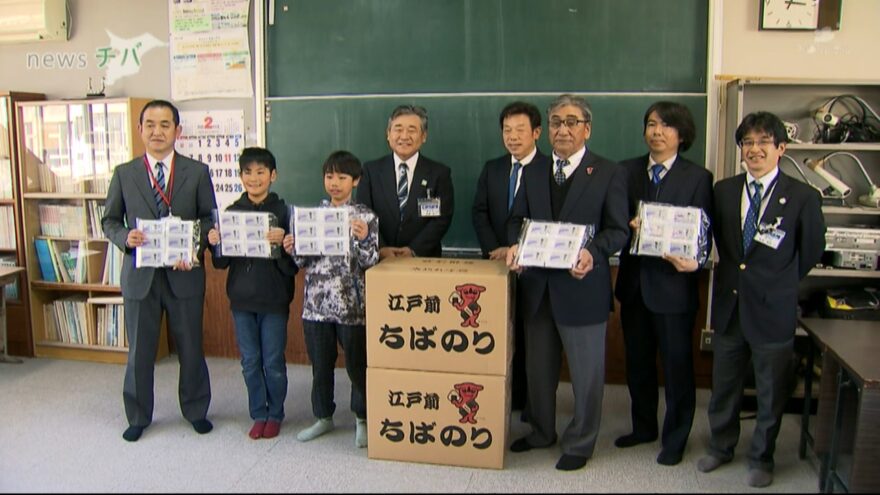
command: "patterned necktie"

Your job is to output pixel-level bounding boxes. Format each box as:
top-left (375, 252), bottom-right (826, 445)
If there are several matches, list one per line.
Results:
top-left (397, 163), bottom-right (409, 218)
top-left (154, 162), bottom-right (166, 214)
top-left (742, 181), bottom-right (763, 253)
top-left (554, 159), bottom-right (568, 186)
top-left (508, 161), bottom-right (522, 211)
top-left (651, 164), bottom-right (665, 185)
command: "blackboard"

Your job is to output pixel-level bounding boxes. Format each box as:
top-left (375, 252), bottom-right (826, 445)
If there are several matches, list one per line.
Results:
top-left (265, 1), bottom-right (709, 251)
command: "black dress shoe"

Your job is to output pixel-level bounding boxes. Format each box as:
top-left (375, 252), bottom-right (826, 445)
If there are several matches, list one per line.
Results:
top-left (656, 449), bottom-right (684, 466)
top-left (556, 454), bottom-right (588, 471)
top-left (510, 438), bottom-right (534, 453)
top-left (123, 425), bottom-right (145, 442)
top-left (191, 419), bottom-right (213, 434)
top-left (614, 432), bottom-right (658, 448)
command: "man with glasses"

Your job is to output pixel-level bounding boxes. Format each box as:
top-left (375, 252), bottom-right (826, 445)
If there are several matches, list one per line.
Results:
top-left (472, 101), bottom-right (551, 417)
top-left (506, 94), bottom-right (629, 471)
top-left (358, 105), bottom-right (454, 259)
top-left (697, 111), bottom-right (825, 488)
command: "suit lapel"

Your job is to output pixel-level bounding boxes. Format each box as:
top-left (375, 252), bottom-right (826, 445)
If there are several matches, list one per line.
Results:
top-left (759, 172), bottom-right (790, 228)
top-left (409, 157), bottom-right (430, 217)
top-left (559, 151), bottom-right (597, 219)
top-left (378, 156), bottom-right (400, 218)
top-left (169, 156), bottom-right (191, 215)
top-left (657, 156), bottom-right (687, 202)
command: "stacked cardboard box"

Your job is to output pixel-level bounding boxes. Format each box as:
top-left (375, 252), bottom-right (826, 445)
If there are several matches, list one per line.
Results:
top-left (365, 257), bottom-right (513, 469)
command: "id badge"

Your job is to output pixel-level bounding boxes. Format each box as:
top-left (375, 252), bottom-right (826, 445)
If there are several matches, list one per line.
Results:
top-left (755, 227), bottom-right (785, 249)
top-left (418, 198), bottom-right (441, 217)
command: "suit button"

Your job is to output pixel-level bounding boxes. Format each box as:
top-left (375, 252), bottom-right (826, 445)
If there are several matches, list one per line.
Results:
top-left (733, 289), bottom-right (738, 295)
top-left (739, 263), bottom-right (746, 270)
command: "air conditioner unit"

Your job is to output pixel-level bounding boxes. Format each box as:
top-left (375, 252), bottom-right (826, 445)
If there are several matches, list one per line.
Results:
top-left (0, 0), bottom-right (68, 44)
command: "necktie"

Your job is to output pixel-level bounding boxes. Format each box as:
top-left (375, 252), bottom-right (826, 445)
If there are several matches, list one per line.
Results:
top-left (154, 162), bottom-right (167, 215)
top-left (651, 164), bottom-right (665, 185)
top-left (397, 163), bottom-right (409, 218)
top-left (554, 159), bottom-right (568, 186)
top-left (742, 181), bottom-right (763, 253)
top-left (508, 161), bottom-right (522, 211)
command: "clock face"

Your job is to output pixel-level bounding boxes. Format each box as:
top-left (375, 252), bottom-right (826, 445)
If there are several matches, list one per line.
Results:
top-left (760, 0), bottom-right (819, 30)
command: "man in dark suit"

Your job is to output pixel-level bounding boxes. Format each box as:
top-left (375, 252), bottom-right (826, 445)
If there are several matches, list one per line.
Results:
top-left (697, 112), bottom-right (825, 488)
top-left (614, 102), bottom-right (714, 466)
top-left (357, 105), bottom-right (453, 259)
top-left (472, 101), bottom-right (550, 414)
top-left (506, 94), bottom-right (629, 471)
top-left (102, 100), bottom-right (217, 442)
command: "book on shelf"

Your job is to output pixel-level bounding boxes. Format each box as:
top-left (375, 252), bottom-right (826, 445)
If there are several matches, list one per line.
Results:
top-left (34, 238), bottom-right (58, 282)
top-left (87, 200), bottom-right (105, 238)
top-left (102, 244), bottom-right (123, 285)
top-left (38, 204), bottom-right (88, 238)
top-left (43, 296), bottom-right (89, 345)
top-left (0, 205), bottom-right (15, 249)
top-left (0, 158), bottom-right (13, 197)
top-left (90, 296), bottom-right (125, 348)
top-left (0, 255), bottom-right (19, 300)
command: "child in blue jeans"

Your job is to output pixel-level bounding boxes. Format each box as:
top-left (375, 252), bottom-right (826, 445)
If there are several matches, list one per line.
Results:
top-left (208, 147), bottom-right (298, 440)
top-left (283, 150), bottom-right (378, 448)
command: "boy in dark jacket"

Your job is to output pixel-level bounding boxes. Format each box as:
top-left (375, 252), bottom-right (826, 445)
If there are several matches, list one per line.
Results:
top-left (208, 147), bottom-right (298, 440)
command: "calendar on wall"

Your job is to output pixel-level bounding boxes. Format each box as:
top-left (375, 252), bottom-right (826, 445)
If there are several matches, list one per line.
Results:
top-left (178, 110), bottom-right (245, 210)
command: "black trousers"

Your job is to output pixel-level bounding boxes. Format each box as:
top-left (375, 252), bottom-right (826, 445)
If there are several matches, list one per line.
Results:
top-left (620, 292), bottom-right (696, 455)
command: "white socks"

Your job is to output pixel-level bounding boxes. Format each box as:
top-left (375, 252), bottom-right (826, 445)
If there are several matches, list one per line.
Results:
top-left (296, 418), bottom-right (334, 442)
top-left (355, 418), bottom-right (368, 448)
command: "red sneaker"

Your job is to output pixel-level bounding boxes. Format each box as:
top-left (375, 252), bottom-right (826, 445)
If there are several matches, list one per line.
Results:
top-left (249, 421), bottom-right (266, 439)
top-left (263, 420), bottom-right (281, 439)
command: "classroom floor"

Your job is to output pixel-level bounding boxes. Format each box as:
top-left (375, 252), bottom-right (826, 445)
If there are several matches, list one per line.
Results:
top-left (0, 356), bottom-right (819, 492)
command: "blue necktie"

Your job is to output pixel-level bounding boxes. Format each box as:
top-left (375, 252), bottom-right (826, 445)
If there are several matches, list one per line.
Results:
top-left (554, 159), bottom-right (568, 185)
top-left (508, 161), bottom-right (522, 211)
top-left (651, 164), bottom-right (664, 185)
top-left (742, 181), bottom-right (763, 253)
top-left (154, 162), bottom-right (167, 216)
top-left (397, 163), bottom-right (408, 218)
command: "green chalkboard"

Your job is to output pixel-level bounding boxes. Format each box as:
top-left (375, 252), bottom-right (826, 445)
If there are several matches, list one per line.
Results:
top-left (265, 0), bottom-right (709, 251)
top-left (267, 0), bottom-right (708, 96)
top-left (266, 96), bottom-right (707, 250)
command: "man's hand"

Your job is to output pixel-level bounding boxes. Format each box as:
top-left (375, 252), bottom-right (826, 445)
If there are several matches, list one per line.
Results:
top-left (378, 247), bottom-right (397, 260)
top-left (266, 227), bottom-right (285, 245)
top-left (488, 246), bottom-right (508, 261)
top-left (506, 244), bottom-right (523, 274)
top-left (172, 260), bottom-right (193, 271)
top-left (207, 226), bottom-right (220, 246)
top-left (662, 254), bottom-right (699, 273)
top-left (570, 248), bottom-right (594, 280)
top-left (126, 228), bottom-right (146, 248)
top-left (395, 247), bottom-right (415, 257)
top-left (629, 217), bottom-right (641, 235)
top-left (282, 234), bottom-right (295, 255)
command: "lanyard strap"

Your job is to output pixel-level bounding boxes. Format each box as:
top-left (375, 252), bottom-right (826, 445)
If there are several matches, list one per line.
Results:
top-left (747, 174), bottom-right (779, 213)
top-left (143, 154), bottom-right (176, 207)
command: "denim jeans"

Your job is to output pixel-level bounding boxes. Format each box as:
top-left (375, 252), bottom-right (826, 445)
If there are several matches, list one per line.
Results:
top-left (232, 311), bottom-right (289, 422)
top-left (302, 320), bottom-right (367, 419)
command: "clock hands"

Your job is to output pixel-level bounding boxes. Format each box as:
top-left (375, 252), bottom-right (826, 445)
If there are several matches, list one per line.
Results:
top-left (785, 0), bottom-right (806, 9)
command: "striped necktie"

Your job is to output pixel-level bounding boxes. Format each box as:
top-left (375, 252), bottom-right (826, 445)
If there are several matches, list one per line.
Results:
top-left (651, 164), bottom-right (664, 185)
top-left (154, 162), bottom-right (167, 215)
top-left (508, 161), bottom-right (522, 211)
top-left (397, 163), bottom-right (408, 218)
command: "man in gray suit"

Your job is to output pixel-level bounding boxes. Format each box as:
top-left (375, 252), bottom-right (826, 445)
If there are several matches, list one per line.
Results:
top-left (102, 100), bottom-right (217, 442)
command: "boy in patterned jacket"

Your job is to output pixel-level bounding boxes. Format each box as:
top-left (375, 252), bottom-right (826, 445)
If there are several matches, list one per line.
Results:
top-left (283, 150), bottom-right (379, 448)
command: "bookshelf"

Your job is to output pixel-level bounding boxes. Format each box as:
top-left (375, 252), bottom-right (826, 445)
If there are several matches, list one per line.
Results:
top-left (15, 97), bottom-right (168, 364)
top-left (0, 91), bottom-right (44, 357)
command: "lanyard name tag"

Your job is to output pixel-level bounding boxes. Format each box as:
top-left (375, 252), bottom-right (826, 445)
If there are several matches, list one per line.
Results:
top-left (755, 226), bottom-right (785, 249)
top-left (418, 197), bottom-right (441, 217)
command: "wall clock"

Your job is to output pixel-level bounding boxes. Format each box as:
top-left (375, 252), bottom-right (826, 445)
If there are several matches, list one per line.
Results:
top-left (759, 0), bottom-right (842, 31)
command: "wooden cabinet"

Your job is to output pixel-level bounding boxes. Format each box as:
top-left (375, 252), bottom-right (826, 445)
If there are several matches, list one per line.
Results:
top-left (15, 97), bottom-right (169, 363)
top-left (0, 91), bottom-right (44, 357)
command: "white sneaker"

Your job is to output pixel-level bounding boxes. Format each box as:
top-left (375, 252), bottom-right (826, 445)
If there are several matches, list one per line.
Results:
top-left (355, 418), bottom-right (367, 448)
top-left (296, 418), bottom-right (334, 442)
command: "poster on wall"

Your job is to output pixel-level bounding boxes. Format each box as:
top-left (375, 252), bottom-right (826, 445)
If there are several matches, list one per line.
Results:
top-left (169, 0), bottom-right (253, 100)
top-left (178, 110), bottom-right (245, 210)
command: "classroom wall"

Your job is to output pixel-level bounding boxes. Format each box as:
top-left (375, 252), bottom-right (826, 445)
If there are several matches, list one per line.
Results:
top-left (720, 0), bottom-right (880, 80)
top-left (0, 0), bottom-right (257, 140)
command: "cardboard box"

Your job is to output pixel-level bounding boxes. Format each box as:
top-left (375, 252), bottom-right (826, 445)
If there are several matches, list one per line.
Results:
top-left (367, 367), bottom-right (509, 469)
top-left (366, 257), bottom-right (513, 375)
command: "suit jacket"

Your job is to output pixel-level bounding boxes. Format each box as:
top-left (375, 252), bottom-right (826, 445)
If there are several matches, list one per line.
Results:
top-left (102, 153), bottom-right (217, 300)
top-left (508, 149), bottom-right (629, 326)
top-left (615, 154), bottom-right (714, 314)
top-left (472, 150), bottom-right (551, 257)
top-left (712, 171), bottom-right (825, 344)
top-left (357, 153), bottom-right (454, 257)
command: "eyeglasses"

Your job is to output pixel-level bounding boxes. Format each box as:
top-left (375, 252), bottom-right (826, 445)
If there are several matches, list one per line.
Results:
top-left (549, 117), bottom-right (589, 129)
top-left (739, 138), bottom-right (776, 149)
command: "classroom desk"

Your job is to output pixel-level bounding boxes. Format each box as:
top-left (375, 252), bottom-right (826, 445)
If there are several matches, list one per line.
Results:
top-left (0, 266), bottom-right (25, 364)
top-left (799, 317), bottom-right (880, 493)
